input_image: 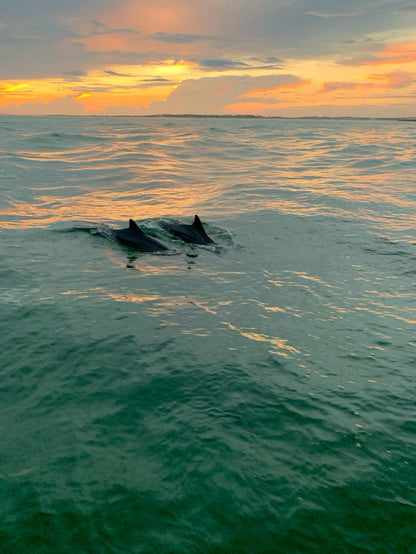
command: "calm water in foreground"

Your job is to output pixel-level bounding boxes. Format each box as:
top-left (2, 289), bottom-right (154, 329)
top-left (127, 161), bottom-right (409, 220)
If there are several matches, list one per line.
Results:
top-left (0, 115), bottom-right (415, 552)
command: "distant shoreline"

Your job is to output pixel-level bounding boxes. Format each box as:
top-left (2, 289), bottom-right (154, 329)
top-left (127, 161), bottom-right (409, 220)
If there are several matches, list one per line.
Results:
top-left (0, 113), bottom-right (415, 122)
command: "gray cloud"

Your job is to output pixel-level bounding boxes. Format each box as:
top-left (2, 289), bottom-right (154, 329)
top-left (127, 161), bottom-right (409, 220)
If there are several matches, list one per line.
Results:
top-left (62, 70), bottom-right (87, 76)
top-left (90, 20), bottom-right (140, 36)
top-left (149, 32), bottom-right (211, 44)
top-left (188, 0), bottom-right (416, 60)
top-left (104, 69), bottom-right (129, 77)
top-left (323, 82), bottom-right (357, 92)
top-left (195, 56), bottom-right (284, 72)
top-left (396, 4), bottom-right (416, 11)
top-left (139, 79), bottom-right (179, 88)
top-left (143, 77), bottom-right (171, 82)
top-left (198, 59), bottom-right (249, 70)
top-left (306, 10), bottom-right (359, 18)
top-left (0, 0), bottom-right (415, 80)
top-left (0, 0), bottom-right (115, 16)
top-left (250, 56), bottom-right (284, 64)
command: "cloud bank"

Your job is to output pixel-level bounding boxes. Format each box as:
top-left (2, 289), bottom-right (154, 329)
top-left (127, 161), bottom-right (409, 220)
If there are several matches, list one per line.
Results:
top-left (0, 0), bottom-right (415, 116)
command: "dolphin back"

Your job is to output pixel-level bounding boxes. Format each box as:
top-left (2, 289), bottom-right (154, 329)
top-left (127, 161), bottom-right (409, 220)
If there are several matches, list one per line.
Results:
top-left (163, 214), bottom-right (215, 245)
top-left (115, 219), bottom-right (169, 251)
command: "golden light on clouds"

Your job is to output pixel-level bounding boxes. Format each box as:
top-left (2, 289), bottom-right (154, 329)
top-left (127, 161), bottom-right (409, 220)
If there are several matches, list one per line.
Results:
top-left (3, 83), bottom-right (29, 92)
top-left (1, 0), bottom-right (416, 118)
top-left (366, 40), bottom-right (416, 66)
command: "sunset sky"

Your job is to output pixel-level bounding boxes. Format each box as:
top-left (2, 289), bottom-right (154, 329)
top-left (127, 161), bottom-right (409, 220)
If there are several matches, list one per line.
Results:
top-left (1, 0), bottom-right (416, 117)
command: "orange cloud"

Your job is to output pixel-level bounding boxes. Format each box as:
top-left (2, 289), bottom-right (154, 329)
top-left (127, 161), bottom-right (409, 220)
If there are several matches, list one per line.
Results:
top-left (75, 86), bottom-right (172, 113)
top-left (0, 81), bottom-right (59, 108)
top-left (0, 56), bottom-right (197, 114)
top-left (374, 40), bottom-right (416, 65)
top-left (348, 40), bottom-right (416, 67)
top-left (99, 0), bottom-right (194, 35)
top-left (1, 95), bottom-right (86, 115)
top-left (225, 101), bottom-right (274, 115)
top-left (243, 79), bottom-right (311, 101)
top-left (322, 71), bottom-right (414, 92)
top-left (83, 34), bottom-right (132, 53)
top-left (368, 71), bottom-right (414, 88)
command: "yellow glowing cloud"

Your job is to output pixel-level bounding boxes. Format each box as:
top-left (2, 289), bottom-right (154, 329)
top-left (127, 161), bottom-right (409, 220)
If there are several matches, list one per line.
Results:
top-left (70, 60), bottom-right (198, 112)
top-left (3, 83), bottom-right (28, 92)
top-left (75, 92), bottom-right (92, 100)
top-left (0, 80), bottom-right (62, 108)
top-left (0, 57), bottom-right (199, 113)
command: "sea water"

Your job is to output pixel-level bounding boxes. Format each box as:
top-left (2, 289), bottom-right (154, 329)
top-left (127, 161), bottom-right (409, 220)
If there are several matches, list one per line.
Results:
top-left (0, 115), bottom-right (415, 553)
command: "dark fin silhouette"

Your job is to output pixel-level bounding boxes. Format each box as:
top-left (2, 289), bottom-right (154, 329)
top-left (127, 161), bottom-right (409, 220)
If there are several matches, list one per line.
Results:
top-left (192, 214), bottom-right (214, 243)
top-left (192, 215), bottom-right (205, 232)
top-left (129, 219), bottom-right (145, 234)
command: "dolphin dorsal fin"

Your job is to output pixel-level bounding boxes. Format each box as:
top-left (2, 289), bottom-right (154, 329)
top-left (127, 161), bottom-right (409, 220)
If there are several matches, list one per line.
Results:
top-left (129, 219), bottom-right (144, 234)
top-left (193, 215), bottom-right (205, 232)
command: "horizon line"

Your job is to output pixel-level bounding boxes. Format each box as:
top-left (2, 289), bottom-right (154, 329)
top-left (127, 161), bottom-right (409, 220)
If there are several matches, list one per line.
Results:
top-left (1, 113), bottom-right (415, 121)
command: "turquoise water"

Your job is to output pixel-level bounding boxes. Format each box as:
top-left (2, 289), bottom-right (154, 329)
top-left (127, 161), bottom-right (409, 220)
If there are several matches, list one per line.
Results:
top-left (1, 115), bottom-right (415, 552)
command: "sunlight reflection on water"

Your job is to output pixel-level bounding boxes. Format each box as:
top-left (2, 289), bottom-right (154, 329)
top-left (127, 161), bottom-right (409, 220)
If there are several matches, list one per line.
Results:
top-left (1, 116), bottom-right (415, 232)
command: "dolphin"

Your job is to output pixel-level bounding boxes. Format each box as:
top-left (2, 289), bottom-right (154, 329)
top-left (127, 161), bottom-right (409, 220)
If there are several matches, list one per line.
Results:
top-left (163, 215), bottom-right (216, 245)
top-left (114, 219), bottom-right (169, 252)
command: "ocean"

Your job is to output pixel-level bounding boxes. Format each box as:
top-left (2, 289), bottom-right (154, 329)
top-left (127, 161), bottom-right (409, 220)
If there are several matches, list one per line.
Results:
top-left (0, 115), bottom-right (415, 553)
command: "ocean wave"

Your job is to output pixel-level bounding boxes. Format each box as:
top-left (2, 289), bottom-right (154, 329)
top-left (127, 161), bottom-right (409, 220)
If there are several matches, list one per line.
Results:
top-left (1, 115), bottom-right (415, 552)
